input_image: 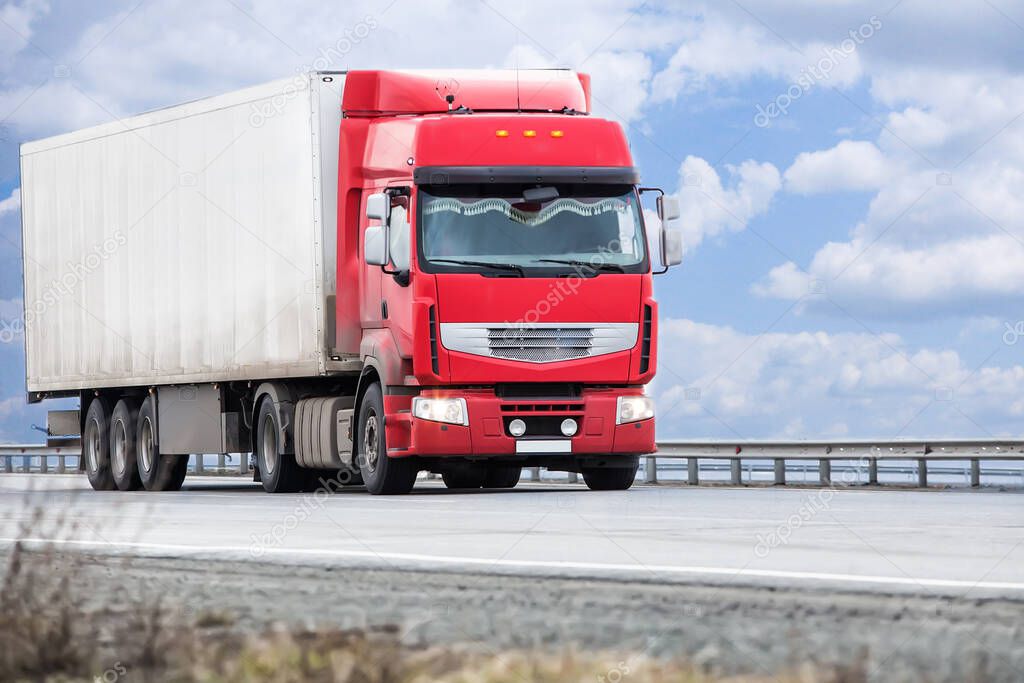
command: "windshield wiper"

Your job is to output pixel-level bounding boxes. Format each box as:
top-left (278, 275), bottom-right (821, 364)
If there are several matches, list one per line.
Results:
top-left (429, 258), bottom-right (524, 277)
top-left (533, 259), bottom-right (626, 273)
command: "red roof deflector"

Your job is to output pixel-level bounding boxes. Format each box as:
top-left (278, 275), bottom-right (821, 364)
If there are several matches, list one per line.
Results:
top-left (342, 69), bottom-right (590, 117)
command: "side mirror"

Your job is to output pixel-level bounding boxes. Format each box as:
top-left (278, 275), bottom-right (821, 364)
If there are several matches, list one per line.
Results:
top-left (366, 192), bottom-right (389, 222)
top-left (364, 225), bottom-right (388, 266)
top-left (657, 195), bottom-right (681, 222)
top-left (662, 228), bottom-right (683, 267)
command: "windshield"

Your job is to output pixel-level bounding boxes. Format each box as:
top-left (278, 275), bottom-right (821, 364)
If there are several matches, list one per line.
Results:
top-left (416, 184), bottom-right (648, 276)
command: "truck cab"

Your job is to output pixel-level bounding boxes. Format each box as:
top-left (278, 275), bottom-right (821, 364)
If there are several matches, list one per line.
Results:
top-left (334, 70), bottom-right (682, 493)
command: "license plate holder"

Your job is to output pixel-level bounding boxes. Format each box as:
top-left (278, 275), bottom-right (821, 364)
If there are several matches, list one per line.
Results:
top-left (515, 439), bottom-right (572, 454)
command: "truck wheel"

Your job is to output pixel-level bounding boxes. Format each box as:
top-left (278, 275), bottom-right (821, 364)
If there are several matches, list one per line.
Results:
top-left (137, 395), bottom-right (188, 492)
top-left (83, 397), bottom-right (116, 491)
top-left (441, 465), bottom-right (486, 489)
top-left (357, 383), bottom-right (417, 495)
top-left (255, 396), bottom-right (303, 493)
top-left (110, 399), bottom-right (142, 491)
top-left (582, 464), bottom-right (638, 491)
top-left (484, 464), bottom-right (522, 489)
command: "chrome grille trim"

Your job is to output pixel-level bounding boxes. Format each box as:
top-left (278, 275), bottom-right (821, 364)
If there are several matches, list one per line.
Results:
top-left (439, 322), bottom-right (639, 363)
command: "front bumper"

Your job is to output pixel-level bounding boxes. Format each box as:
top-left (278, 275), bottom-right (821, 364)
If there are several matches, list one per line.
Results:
top-left (388, 387), bottom-right (655, 458)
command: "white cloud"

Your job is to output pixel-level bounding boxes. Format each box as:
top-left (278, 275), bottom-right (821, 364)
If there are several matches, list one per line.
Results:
top-left (0, 187), bottom-right (20, 215)
top-left (672, 155), bottom-right (781, 255)
top-left (0, 0), bottom-right (50, 63)
top-left (650, 18), bottom-right (866, 104)
top-left (653, 318), bottom-right (1024, 438)
top-left (784, 140), bottom-right (890, 194)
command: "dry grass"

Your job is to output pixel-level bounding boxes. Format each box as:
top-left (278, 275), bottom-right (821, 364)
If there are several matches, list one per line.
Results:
top-left (0, 505), bottom-right (890, 683)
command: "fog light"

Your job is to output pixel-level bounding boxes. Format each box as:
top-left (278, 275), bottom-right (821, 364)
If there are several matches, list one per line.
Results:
top-left (509, 419), bottom-right (527, 437)
top-left (560, 418), bottom-right (578, 437)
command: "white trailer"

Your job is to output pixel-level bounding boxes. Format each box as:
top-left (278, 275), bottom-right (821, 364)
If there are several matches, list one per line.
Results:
top-left (19, 72), bottom-right (352, 396)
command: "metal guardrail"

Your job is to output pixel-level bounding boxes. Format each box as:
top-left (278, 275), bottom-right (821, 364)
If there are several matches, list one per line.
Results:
top-left (4, 439), bottom-right (1024, 488)
top-left (641, 439), bottom-right (1024, 488)
top-left (0, 444), bottom-right (249, 476)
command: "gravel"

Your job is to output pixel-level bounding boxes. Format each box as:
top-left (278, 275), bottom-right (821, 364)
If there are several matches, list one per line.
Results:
top-left (18, 549), bottom-right (1024, 683)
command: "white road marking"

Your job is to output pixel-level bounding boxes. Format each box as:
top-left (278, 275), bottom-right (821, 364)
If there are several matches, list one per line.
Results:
top-left (3, 535), bottom-right (1023, 592)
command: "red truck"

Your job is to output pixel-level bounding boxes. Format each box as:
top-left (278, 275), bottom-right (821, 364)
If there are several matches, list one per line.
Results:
top-left (19, 69), bottom-right (682, 494)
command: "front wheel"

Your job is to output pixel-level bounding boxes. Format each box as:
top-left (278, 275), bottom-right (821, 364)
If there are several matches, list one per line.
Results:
top-left (357, 383), bottom-right (417, 495)
top-left (582, 464), bottom-right (638, 491)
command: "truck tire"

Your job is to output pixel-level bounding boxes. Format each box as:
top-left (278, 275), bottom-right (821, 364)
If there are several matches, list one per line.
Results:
top-left (484, 464), bottom-right (522, 489)
top-left (255, 396), bottom-right (304, 493)
top-left (442, 464), bottom-right (486, 489)
top-left (582, 463), bottom-right (638, 491)
top-left (110, 399), bottom-right (142, 491)
top-left (137, 395), bottom-right (189, 492)
top-left (357, 383), bottom-right (417, 495)
top-left (83, 397), bottom-right (116, 491)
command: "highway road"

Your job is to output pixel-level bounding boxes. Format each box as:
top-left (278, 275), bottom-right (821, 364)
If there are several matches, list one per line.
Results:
top-left (2, 473), bottom-right (1022, 597)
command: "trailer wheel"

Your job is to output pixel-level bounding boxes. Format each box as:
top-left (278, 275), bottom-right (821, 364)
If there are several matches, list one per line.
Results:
top-left (357, 383), bottom-right (417, 495)
top-left (582, 463), bottom-right (638, 491)
top-left (110, 399), bottom-right (142, 491)
top-left (255, 397), bottom-right (303, 493)
top-left (83, 397), bottom-right (116, 491)
top-left (137, 395), bottom-right (188, 492)
top-left (484, 464), bottom-right (522, 489)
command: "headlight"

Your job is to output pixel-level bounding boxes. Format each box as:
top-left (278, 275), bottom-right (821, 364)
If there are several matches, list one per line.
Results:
top-left (412, 397), bottom-right (469, 426)
top-left (616, 396), bottom-right (654, 424)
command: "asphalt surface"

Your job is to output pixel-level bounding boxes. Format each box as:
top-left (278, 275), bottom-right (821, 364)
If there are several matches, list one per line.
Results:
top-left (1, 473), bottom-right (1022, 597)
top-left (2, 474), bottom-right (1024, 681)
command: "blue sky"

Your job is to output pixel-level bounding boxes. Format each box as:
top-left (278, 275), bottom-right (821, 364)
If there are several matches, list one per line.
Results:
top-left (2, 0), bottom-right (1024, 441)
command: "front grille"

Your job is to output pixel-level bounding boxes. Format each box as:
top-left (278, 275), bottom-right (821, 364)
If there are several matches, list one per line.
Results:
top-left (440, 322), bottom-right (638, 363)
top-left (487, 327), bottom-right (593, 362)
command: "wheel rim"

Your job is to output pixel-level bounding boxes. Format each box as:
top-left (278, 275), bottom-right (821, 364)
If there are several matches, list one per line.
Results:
top-left (363, 413), bottom-right (379, 473)
top-left (262, 418), bottom-right (278, 475)
top-left (112, 420), bottom-right (127, 477)
top-left (140, 418), bottom-right (154, 473)
top-left (85, 420), bottom-right (100, 473)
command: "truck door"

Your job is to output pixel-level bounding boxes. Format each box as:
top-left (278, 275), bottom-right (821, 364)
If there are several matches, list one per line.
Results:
top-left (380, 189), bottom-right (415, 355)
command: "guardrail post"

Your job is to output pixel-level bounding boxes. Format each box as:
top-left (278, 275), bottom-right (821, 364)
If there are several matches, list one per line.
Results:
top-left (687, 458), bottom-right (699, 485)
top-left (730, 458), bottom-right (741, 485)
top-left (970, 459), bottom-right (980, 488)
top-left (217, 453), bottom-right (226, 472)
top-left (195, 454), bottom-right (204, 474)
top-left (3, 455), bottom-right (10, 473)
top-left (867, 458), bottom-right (878, 485)
top-left (917, 458), bottom-right (928, 488)
top-left (773, 459), bottom-right (786, 485)
top-left (57, 453), bottom-right (66, 474)
top-left (22, 454), bottom-right (30, 473)
top-left (240, 453), bottom-right (249, 475)
top-left (528, 467), bottom-right (540, 482)
top-left (644, 456), bottom-right (657, 484)
top-left (39, 452), bottom-right (47, 474)
top-left (819, 459), bottom-right (831, 486)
